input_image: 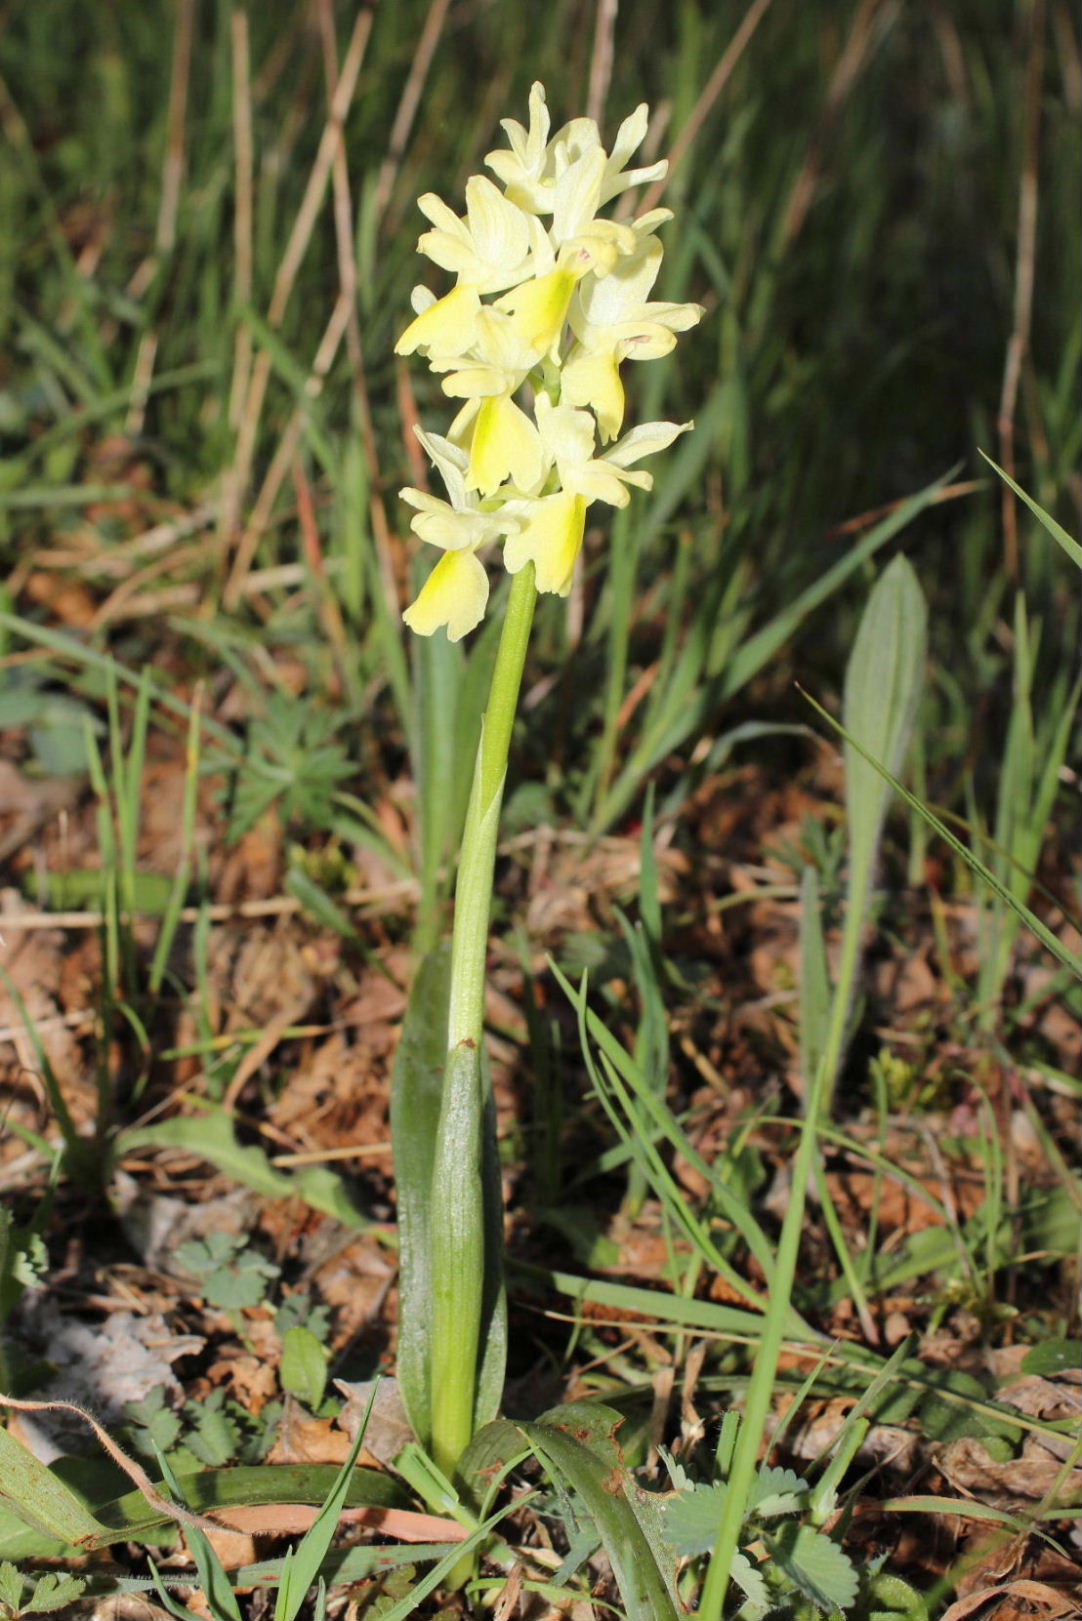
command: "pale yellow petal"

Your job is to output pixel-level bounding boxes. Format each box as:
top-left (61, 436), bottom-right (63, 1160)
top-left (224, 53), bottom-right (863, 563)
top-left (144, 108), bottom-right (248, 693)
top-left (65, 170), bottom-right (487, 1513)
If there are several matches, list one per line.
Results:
top-left (395, 284), bottom-right (481, 357)
top-left (403, 548), bottom-right (489, 642)
top-left (467, 394), bottom-right (543, 496)
top-left (495, 268), bottom-right (576, 358)
top-left (503, 491), bottom-right (587, 596)
top-left (561, 350), bottom-right (625, 441)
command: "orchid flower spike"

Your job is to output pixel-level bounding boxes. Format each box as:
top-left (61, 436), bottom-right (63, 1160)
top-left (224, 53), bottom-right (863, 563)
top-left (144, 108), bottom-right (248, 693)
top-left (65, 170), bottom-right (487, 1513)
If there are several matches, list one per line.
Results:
top-left (396, 83), bottom-right (704, 641)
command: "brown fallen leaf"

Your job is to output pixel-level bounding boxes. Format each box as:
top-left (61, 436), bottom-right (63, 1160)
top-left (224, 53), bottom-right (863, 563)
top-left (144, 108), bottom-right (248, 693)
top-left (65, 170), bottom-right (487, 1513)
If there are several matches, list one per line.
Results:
top-left (265, 1399), bottom-right (353, 1466)
top-left (935, 1436), bottom-right (1080, 1504)
top-left (335, 1376), bottom-right (415, 1465)
top-left (213, 1502), bottom-right (467, 1543)
top-left (939, 1578), bottom-right (1080, 1621)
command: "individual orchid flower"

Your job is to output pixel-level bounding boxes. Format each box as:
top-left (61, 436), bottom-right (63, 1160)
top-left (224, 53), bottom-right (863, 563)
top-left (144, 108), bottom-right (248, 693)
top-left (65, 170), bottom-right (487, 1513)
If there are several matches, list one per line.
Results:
top-left (400, 429), bottom-right (520, 641)
top-left (415, 175), bottom-right (547, 293)
top-left (502, 399), bottom-right (691, 594)
top-left (562, 230), bottom-right (704, 440)
top-left (486, 83), bottom-right (666, 218)
top-left (395, 180), bottom-right (552, 361)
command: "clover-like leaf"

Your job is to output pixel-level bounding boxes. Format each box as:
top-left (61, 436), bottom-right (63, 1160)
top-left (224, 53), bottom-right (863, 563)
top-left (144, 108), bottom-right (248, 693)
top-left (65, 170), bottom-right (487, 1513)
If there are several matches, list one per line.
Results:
top-left (729, 1551), bottom-right (770, 1620)
top-left (770, 1522), bottom-right (859, 1612)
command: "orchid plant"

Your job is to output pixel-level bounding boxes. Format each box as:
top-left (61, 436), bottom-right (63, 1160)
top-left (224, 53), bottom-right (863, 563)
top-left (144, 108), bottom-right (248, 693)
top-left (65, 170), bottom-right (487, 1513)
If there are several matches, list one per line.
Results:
top-left (391, 83), bottom-right (703, 1483)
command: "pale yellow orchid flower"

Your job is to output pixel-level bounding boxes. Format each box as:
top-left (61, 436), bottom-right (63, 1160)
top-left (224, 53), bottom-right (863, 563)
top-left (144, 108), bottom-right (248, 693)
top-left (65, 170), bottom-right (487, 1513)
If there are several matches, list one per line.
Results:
top-left (502, 400), bottom-right (692, 594)
top-left (400, 430), bottom-right (522, 641)
top-left (562, 231), bottom-right (704, 440)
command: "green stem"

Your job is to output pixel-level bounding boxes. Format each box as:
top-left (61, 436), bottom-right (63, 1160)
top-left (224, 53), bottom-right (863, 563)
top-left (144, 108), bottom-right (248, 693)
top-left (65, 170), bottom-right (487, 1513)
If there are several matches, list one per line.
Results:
top-left (447, 564), bottom-right (538, 1049)
top-left (429, 564), bottom-right (538, 1479)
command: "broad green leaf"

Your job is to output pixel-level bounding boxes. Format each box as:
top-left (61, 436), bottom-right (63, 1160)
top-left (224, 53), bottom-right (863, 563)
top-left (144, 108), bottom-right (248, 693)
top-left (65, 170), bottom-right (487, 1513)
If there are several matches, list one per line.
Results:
top-left (521, 1405), bottom-right (681, 1621)
top-left (0, 1427), bottom-right (105, 1548)
top-left (280, 1326), bottom-right (329, 1411)
top-left (389, 945), bottom-right (450, 1446)
top-left (843, 554), bottom-right (927, 910)
top-left (463, 1404), bottom-right (680, 1621)
top-left (428, 1036), bottom-right (508, 1463)
top-left (391, 946), bottom-right (507, 1452)
top-left (115, 1111), bottom-right (365, 1227)
top-left (83, 1462), bottom-right (406, 1549)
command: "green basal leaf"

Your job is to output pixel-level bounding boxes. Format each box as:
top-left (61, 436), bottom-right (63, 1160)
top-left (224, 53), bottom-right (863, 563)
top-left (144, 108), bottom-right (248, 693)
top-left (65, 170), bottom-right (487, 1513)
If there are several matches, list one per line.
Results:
top-left (525, 1404), bottom-right (681, 1621)
top-left (390, 945), bottom-right (508, 1451)
top-left (843, 552), bottom-right (927, 912)
top-left (462, 1405), bottom-right (680, 1621)
top-left (389, 944), bottom-right (451, 1447)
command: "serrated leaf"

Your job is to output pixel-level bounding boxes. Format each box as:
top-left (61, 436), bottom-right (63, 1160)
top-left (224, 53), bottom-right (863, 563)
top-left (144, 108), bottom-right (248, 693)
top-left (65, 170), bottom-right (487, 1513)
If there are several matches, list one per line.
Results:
top-left (0, 1562), bottom-right (21, 1609)
top-left (184, 1394), bottom-right (241, 1466)
top-left (770, 1522), bottom-right (859, 1612)
top-left (657, 1479), bottom-right (727, 1557)
top-left (657, 1445), bottom-right (693, 1492)
top-left (23, 1572), bottom-right (87, 1614)
top-left (749, 1464), bottom-right (808, 1518)
top-left (730, 1550), bottom-right (769, 1619)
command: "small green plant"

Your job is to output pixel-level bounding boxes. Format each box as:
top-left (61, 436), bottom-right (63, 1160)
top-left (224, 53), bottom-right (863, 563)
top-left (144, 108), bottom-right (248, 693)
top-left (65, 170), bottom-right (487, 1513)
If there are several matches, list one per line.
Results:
top-left (174, 1231), bottom-right (281, 1314)
top-left (122, 1385), bottom-right (282, 1473)
top-left (212, 692), bottom-right (356, 842)
top-left (0, 1563), bottom-right (85, 1619)
top-left (659, 1451), bottom-right (861, 1619)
